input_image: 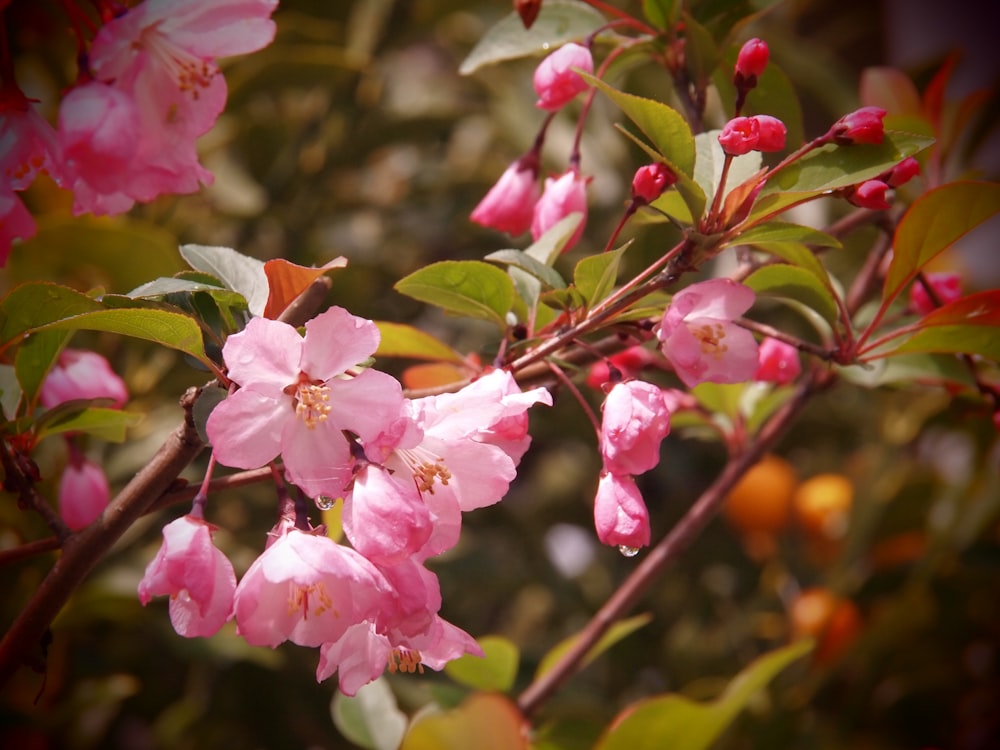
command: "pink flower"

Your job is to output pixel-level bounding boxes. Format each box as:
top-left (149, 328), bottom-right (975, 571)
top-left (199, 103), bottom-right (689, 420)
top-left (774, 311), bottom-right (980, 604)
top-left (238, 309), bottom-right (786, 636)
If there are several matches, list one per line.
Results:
top-left (735, 38), bottom-right (769, 81)
top-left (718, 116), bottom-right (759, 156)
top-left (206, 307), bottom-right (408, 499)
top-left (0, 89), bottom-right (62, 191)
top-left (533, 42), bottom-right (594, 111)
top-left (531, 168), bottom-right (589, 250)
top-left (754, 337), bottom-right (801, 385)
top-left (657, 278), bottom-right (759, 388)
top-left (138, 514), bottom-right (237, 637)
top-left (470, 156), bottom-right (540, 235)
top-left (631, 162), bottom-right (677, 204)
top-left (828, 106), bottom-right (886, 145)
top-left (234, 527), bottom-right (389, 648)
top-left (754, 115), bottom-right (787, 152)
top-left (0, 191), bottom-right (36, 265)
top-left (886, 156), bottom-right (920, 188)
top-left (594, 472), bottom-right (650, 550)
top-left (40, 349), bottom-right (128, 409)
top-left (909, 272), bottom-right (962, 315)
top-left (600, 380), bottom-right (671, 476)
top-left (58, 456), bottom-right (110, 530)
top-left (586, 346), bottom-right (655, 390)
top-left (847, 179), bottom-right (890, 210)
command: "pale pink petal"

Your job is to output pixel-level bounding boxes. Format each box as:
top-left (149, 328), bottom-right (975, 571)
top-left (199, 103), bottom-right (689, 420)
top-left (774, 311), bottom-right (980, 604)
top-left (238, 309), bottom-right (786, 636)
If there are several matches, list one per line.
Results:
top-left (0, 192), bottom-right (36, 263)
top-left (327, 369), bottom-right (408, 451)
top-left (221, 316), bottom-right (302, 391)
top-left (300, 307), bottom-right (381, 381)
top-left (416, 618), bottom-right (484, 670)
top-left (600, 380), bottom-right (671, 476)
top-left (667, 278), bottom-right (755, 323)
top-left (207, 389), bottom-right (288, 469)
top-left (343, 465), bottom-right (432, 566)
top-left (58, 459), bottom-right (110, 530)
top-left (317, 623), bottom-right (390, 694)
top-left (168, 543), bottom-right (236, 637)
top-left (594, 473), bottom-right (650, 549)
top-left (280, 419), bottom-right (354, 499)
top-left (40, 349), bottom-right (128, 409)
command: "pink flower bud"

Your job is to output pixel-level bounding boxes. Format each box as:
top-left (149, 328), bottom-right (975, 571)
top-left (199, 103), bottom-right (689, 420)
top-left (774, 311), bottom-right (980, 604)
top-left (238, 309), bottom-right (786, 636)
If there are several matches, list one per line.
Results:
top-left (600, 380), bottom-right (671, 476)
top-left (886, 156), bottom-right (920, 188)
top-left (585, 346), bottom-right (655, 390)
top-left (847, 180), bottom-right (891, 210)
top-left (718, 116), bottom-right (759, 156)
top-left (908, 272), bottom-right (962, 315)
top-left (735, 38), bottom-right (769, 80)
top-left (531, 168), bottom-right (589, 250)
top-left (829, 106), bottom-right (887, 145)
top-left (59, 457), bottom-right (110, 530)
top-left (470, 157), bottom-right (540, 235)
top-left (754, 115), bottom-right (787, 152)
top-left (631, 162), bottom-right (677, 203)
top-left (40, 349), bottom-right (128, 409)
top-left (1, 192), bottom-right (36, 265)
top-left (754, 338), bottom-right (801, 385)
top-left (533, 42), bottom-right (594, 111)
top-left (594, 472), bottom-right (650, 550)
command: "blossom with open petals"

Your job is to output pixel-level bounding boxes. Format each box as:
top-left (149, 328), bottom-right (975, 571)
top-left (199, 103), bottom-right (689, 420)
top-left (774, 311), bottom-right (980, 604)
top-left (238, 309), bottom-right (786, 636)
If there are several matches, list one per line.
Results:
top-left (657, 278), bottom-right (759, 387)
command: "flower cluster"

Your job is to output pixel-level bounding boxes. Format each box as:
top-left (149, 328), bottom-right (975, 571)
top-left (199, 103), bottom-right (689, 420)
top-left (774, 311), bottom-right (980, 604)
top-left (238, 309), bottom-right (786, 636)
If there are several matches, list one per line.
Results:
top-left (0, 0), bottom-right (278, 264)
top-left (139, 307), bottom-right (551, 694)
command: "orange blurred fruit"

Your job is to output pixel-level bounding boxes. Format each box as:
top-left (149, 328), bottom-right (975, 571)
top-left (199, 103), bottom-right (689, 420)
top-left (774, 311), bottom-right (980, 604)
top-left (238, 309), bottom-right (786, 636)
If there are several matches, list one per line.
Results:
top-left (790, 587), bottom-right (862, 664)
top-left (793, 473), bottom-right (853, 540)
top-left (723, 454), bottom-right (798, 535)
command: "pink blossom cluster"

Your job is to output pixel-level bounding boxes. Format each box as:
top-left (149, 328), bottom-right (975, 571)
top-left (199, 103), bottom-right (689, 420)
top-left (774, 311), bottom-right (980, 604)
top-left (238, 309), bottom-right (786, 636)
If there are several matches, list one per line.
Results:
top-left (0, 0), bottom-right (278, 265)
top-left (139, 307), bottom-right (551, 694)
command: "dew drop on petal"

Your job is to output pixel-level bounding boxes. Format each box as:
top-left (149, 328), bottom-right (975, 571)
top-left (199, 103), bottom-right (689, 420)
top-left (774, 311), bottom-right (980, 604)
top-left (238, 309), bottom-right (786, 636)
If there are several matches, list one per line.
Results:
top-left (618, 545), bottom-right (640, 558)
top-left (314, 495), bottom-right (336, 510)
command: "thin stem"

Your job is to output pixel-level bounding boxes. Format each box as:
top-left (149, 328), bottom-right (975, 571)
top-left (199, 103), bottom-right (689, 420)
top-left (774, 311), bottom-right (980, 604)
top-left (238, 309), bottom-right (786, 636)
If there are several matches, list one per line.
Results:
top-left (547, 360), bottom-right (601, 437)
top-left (734, 318), bottom-right (835, 361)
top-left (0, 440), bottom-right (72, 544)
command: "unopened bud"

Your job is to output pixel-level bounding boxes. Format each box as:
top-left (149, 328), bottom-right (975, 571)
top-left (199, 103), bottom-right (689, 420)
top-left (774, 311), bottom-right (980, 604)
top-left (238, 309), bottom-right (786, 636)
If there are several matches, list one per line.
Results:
top-left (631, 162), bottom-right (677, 203)
top-left (847, 179), bottom-right (891, 210)
top-left (735, 38), bottom-right (769, 80)
top-left (829, 106), bottom-right (887, 145)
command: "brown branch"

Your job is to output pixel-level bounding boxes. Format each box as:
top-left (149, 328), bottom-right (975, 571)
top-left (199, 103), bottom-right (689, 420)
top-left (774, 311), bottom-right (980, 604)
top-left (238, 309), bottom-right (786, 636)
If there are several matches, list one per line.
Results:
top-left (0, 536), bottom-right (61, 566)
top-left (0, 387), bottom-right (205, 688)
top-left (516, 367), bottom-right (834, 717)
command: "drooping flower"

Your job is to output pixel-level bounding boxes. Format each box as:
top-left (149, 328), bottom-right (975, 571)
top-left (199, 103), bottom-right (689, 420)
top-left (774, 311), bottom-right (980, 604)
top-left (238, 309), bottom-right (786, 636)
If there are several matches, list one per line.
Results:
top-left (909, 272), bottom-right (962, 315)
top-left (754, 337), bottom-right (801, 385)
top-left (533, 42), bottom-right (594, 111)
top-left (657, 278), bottom-right (759, 388)
top-left (594, 472), bottom-right (650, 550)
top-left (470, 155), bottom-right (540, 235)
top-left (599, 380), bottom-right (671, 476)
top-left (40, 349), bottom-right (129, 409)
top-left (138, 514), bottom-right (237, 637)
top-left (58, 455), bottom-right (110, 530)
top-left (631, 162), bottom-right (677, 204)
top-left (828, 106), bottom-right (886, 145)
top-left (206, 307), bottom-right (408, 499)
top-left (531, 168), bottom-right (589, 250)
top-left (234, 526), bottom-right (390, 648)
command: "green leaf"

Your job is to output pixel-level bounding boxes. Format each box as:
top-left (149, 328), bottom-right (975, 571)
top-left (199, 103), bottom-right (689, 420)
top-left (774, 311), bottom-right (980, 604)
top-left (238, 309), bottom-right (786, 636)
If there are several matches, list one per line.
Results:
top-left (730, 221), bottom-right (842, 250)
top-left (128, 276), bottom-right (229, 298)
top-left (458, 0), bottom-right (605, 75)
top-left (444, 636), bottom-right (520, 692)
top-left (595, 640), bottom-right (813, 750)
top-left (484, 249), bottom-right (567, 290)
top-left (694, 130), bottom-right (761, 205)
top-left (394, 261), bottom-right (515, 330)
top-left (374, 322), bottom-right (465, 363)
top-left (0, 282), bottom-right (102, 346)
top-left (642, 0), bottom-right (681, 29)
top-left (331, 677), bottom-right (407, 750)
top-left (838, 353), bottom-right (975, 389)
top-left (882, 181), bottom-right (1000, 307)
top-left (573, 245), bottom-right (629, 306)
top-left (0, 364), bottom-right (21, 420)
top-left (178, 244), bottom-right (268, 317)
top-left (35, 406), bottom-right (143, 443)
top-left (536, 613), bottom-right (652, 679)
top-left (401, 693), bottom-right (528, 750)
top-left (744, 264), bottom-right (841, 326)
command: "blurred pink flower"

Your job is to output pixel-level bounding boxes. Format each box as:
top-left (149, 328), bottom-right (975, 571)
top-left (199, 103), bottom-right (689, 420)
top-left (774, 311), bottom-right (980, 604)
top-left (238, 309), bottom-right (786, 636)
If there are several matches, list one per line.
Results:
top-left (470, 156), bottom-right (540, 235)
top-left (58, 456), bottom-right (110, 530)
top-left (40, 349), bottom-right (128, 409)
top-left (531, 168), bottom-right (589, 250)
top-left (600, 380), bottom-right (671, 476)
top-left (657, 278), bottom-right (759, 387)
top-left (909, 272), bottom-right (962, 315)
top-left (585, 346), bottom-right (655, 390)
top-left (886, 156), bottom-right (920, 187)
top-left (0, 191), bottom-right (36, 265)
top-left (754, 337), bottom-right (801, 385)
top-left (138, 514), bottom-right (236, 637)
top-left (594, 472), bottom-right (650, 550)
top-left (0, 89), bottom-right (62, 191)
top-left (533, 42), bottom-right (594, 111)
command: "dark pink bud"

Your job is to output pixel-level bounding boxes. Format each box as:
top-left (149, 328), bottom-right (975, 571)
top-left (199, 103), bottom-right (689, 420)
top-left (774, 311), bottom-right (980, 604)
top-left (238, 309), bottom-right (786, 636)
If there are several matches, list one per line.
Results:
top-left (847, 180), bottom-right (891, 210)
top-left (886, 156), bottom-right (920, 187)
top-left (830, 106), bottom-right (887, 145)
top-left (735, 38), bottom-right (769, 80)
top-left (533, 43), bottom-right (594, 111)
top-left (754, 338), bottom-right (801, 385)
top-left (470, 157), bottom-right (540, 235)
top-left (631, 162), bottom-right (677, 203)
top-left (908, 272), bottom-right (962, 315)
top-left (753, 115), bottom-right (786, 152)
top-left (718, 116), bottom-right (759, 156)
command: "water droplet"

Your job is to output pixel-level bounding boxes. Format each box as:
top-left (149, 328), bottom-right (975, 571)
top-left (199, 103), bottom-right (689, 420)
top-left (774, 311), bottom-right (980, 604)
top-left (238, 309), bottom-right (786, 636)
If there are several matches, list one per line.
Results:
top-left (315, 495), bottom-right (336, 511)
top-left (541, 42), bottom-right (550, 50)
top-left (618, 545), bottom-right (640, 558)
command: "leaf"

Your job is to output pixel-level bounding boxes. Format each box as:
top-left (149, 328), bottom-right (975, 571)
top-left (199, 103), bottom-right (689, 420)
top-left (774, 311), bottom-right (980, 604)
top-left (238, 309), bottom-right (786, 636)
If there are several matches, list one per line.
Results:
top-left (642, 0), bottom-right (681, 29)
top-left (35, 406), bottom-right (143, 443)
top-left (331, 677), bottom-right (407, 750)
top-left (400, 693), bottom-right (528, 750)
top-left (536, 613), bottom-right (652, 679)
top-left (694, 130), bottom-right (762, 205)
top-left (743, 264), bottom-right (841, 326)
top-left (394, 261), bottom-right (515, 330)
top-left (595, 640), bottom-right (813, 750)
top-left (0, 282), bottom-right (102, 346)
top-left (262, 256), bottom-right (348, 320)
top-left (127, 277), bottom-right (229, 298)
top-left (0, 364), bottom-right (21, 420)
top-left (729, 221), bottom-right (841, 250)
top-left (401, 363), bottom-right (471, 391)
top-left (573, 245), bottom-right (629, 306)
top-left (374, 322), bottom-right (465, 363)
top-left (860, 67), bottom-right (923, 116)
top-left (179, 244), bottom-right (269, 317)
top-left (444, 636), bottom-right (520, 692)
top-left (459, 0), bottom-right (605, 75)
top-left (882, 181), bottom-right (1000, 307)
top-left (15, 329), bottom-right (72, 407)
top-left (838, 353), bottom-right (975, 389)
top-left (484, 249), bottom-right (567, 290)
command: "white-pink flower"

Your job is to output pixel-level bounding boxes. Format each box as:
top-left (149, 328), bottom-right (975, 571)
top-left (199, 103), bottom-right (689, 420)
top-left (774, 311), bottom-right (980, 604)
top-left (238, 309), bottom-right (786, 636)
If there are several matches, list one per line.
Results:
top-left (0, 92), bottom-right (62, 192)
top-left (600, 380), bottom-right (671, 476)
top-left (58, 456), bottom-right (110, 530)
top-left (40, 348), bottom-right (128, 409)
top-left (138, 514), bottom-right (237, 638)
top-left (657, 278), bottom-right (759, 388)
top-left (594, 472), bottom-right (650, 550)
top-left (206, 307), bottom-right (408, 499)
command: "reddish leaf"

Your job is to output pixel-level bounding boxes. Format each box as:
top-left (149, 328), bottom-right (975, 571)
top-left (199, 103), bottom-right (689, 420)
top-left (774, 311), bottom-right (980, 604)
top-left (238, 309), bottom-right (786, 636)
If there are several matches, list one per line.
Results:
top-left (262, 257), bottom-right (347, 319)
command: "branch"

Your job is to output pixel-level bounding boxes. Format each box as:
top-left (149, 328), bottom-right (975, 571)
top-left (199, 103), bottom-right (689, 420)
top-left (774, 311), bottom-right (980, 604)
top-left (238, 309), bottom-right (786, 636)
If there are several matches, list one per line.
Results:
top-left (516, 367), bottom-right (834, 717)
top-left (0, 387), bottom-right (205, 688)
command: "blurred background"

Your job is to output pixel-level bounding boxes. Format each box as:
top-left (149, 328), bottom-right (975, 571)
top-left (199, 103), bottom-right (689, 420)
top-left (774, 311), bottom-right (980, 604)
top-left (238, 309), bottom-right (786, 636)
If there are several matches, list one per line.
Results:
top-left (1, 1), bottom-right (999, 748)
